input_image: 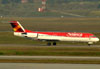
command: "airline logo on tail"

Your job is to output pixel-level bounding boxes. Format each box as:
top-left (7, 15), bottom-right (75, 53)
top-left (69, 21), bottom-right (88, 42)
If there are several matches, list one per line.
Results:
top-left (10, 21), bottom-right (25, 32)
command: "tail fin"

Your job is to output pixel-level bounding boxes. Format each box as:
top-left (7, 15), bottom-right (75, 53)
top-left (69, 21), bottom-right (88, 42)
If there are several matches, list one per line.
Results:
top-left (10, 21), bottom-right (25, 32)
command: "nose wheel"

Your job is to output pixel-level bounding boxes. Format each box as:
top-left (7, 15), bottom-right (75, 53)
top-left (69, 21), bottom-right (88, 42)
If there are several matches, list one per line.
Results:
top-left (53, 42), bottom-right (56, 46)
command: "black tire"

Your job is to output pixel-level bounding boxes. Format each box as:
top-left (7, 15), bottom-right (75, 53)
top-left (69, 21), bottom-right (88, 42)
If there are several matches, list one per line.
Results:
top-left (88, 44), bottom-right (91, 46)
top-left (53, 42), bottom-right (56, 46)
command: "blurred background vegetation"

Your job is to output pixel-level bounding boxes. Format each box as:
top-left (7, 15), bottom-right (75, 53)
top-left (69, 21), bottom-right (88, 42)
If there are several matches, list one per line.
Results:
top-left (0, 0), bottom-right (100, 17)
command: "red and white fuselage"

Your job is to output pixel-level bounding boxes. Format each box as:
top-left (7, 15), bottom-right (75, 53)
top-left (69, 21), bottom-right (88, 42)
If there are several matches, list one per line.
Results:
top-left (10, 21), bottom-right (99, 45)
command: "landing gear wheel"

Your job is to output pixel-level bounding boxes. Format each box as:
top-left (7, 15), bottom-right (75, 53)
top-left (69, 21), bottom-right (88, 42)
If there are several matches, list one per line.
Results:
top-left (88, 44), bottom-right (91, 46)
top-left (47, 42), bottom-right (51, 46)
top-left (53, 42), bottom-right (56, 46)
top-left (88, 42), bottom-right (93, 46)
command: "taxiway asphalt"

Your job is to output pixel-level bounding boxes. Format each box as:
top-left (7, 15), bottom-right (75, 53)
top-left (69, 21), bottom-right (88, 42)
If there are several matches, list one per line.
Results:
top-left (0, 56), bottom-right (100, 60)
top-left (0, 63), bottom-right (100, 69)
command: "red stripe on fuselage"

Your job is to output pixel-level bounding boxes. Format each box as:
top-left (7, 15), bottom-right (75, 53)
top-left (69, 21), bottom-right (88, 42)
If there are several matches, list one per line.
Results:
top-left (25, 30), bottom-right (94, 38)
top-left (36, 32), bottom-right (94, 38)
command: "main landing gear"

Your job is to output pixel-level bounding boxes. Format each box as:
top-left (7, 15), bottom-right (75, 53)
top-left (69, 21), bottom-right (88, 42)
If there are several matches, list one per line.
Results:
top-left (47, 42), bottom-right (57, 46)
top-left (88, 44), bottom-right (91, 46)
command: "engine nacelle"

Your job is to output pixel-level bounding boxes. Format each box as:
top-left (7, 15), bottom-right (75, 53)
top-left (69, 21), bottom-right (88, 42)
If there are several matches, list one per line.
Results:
top-left (14, 32), bottom-right (38, 38)
top-left (14, 32), bottom-right (22, 37)
top-left (27, 33), bottom-right (38, 38)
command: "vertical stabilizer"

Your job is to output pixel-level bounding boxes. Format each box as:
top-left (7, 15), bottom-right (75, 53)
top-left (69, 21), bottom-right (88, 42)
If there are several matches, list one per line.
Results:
top-left (10, 21), bottom-right (25, 32)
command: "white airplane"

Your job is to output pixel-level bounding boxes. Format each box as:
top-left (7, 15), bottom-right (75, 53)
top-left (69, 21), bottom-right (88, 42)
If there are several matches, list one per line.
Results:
top-left (9, 21), bottom-right (99, 46)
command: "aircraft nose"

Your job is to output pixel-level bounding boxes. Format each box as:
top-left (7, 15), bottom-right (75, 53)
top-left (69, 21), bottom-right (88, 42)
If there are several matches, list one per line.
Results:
top-left (96, 38), bottom-right (99, 42)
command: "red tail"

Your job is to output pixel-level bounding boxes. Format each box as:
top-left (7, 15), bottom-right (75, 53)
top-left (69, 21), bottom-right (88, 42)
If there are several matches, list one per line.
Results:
top-left (10, 21), bottom-right (25, 32)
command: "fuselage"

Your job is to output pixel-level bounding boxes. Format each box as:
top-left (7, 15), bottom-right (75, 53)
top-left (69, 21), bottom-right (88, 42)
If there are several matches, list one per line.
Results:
top-left (14, 30), bottom-right (99, 43)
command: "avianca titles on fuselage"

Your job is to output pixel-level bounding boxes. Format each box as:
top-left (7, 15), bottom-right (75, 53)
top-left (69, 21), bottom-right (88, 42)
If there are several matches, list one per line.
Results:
top-left (10, 21), bottom-right (99, 46)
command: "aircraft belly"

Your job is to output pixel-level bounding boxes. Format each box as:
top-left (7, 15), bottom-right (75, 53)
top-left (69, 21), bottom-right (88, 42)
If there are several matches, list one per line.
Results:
top-left (37, 35), bottom-right (61, 40)
top-left (58, 37), bottom-right (90, 42)
top-left (37, 34), bottom-right (90, 42)
top-left (61, 37), bottom-right (90, 42)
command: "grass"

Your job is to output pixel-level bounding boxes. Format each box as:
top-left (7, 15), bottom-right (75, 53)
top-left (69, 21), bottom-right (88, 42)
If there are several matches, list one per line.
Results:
top-left (89, 10), bottom-right (100, 16)
top-left (1, 46), bottom-right (100, 64)
top-left (0, 17), bottom-right (100, 56)
top-left (0, 46), bottom-right (100, 56)
top-left (0, 17), bottom-right (100, 63)
top-left (1, 59), bottom-right (100, 64)
top-left (0, 17), bottom-right (100, 32)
